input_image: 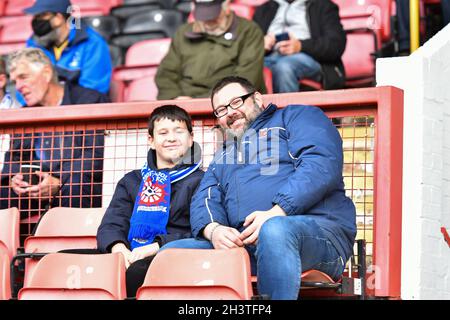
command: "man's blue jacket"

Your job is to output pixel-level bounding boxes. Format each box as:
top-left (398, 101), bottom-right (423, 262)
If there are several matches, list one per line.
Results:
top-left (190, 104), bottom-right (356, 262)
top-left (27, 23), bottom-right (112, 94)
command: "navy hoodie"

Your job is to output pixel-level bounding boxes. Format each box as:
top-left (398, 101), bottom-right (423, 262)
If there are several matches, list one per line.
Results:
top-left (97, 143), bottom-right (204, 253)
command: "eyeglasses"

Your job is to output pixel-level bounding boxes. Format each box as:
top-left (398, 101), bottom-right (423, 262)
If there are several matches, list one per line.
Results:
top-left (213, 92), bottom-right (255, 118)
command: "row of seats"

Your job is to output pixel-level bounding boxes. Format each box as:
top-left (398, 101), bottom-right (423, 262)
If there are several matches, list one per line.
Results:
top-left (0, 206), bottom-right (357, 300)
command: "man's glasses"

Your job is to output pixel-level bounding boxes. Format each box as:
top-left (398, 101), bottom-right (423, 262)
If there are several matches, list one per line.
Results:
top-left (213, 92), bottom-right (255, 118)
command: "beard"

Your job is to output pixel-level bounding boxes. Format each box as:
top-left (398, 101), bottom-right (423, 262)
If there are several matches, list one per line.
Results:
top-left (224, 102), bottom-right (263, 140)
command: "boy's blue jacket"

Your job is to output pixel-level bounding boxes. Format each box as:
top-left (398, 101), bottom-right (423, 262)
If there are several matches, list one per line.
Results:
top-left (27, 23), bottom-right (112, 94)
top-left (190, 104), bottom-right (357, 262)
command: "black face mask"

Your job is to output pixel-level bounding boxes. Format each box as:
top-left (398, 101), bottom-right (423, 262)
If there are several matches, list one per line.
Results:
top-left (32, 17), bottom-right (54, 37)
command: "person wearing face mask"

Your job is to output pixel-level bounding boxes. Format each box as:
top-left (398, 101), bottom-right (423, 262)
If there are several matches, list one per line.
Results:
top-left (24, 0), bottom-right (112, 94)
top-left (155, 0), bottom-right (266, 100)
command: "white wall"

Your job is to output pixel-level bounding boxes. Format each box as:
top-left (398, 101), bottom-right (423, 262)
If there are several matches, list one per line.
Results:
top-left (376, 24), bottom-right (450, 299)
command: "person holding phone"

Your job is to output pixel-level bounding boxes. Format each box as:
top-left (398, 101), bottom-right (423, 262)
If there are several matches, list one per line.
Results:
top-left (0, 48), bottom-right (108, 219)
top-left (253, 0), bottom-right (347, 92)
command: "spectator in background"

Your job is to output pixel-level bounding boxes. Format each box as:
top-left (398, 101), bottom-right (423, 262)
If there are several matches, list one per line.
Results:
top-left (156, 0), bottom-right (266, 100)
top-left (0, 56), bottom-right (20, 110)
top-left (0, 48), bottom-right (108, 219)
top-left (396, 0), bottom-right (450, 55)
top-left (24, 0), bottom-right (112, 94)
top-left (161, 76), bottom-right (356, 300)
top-left (253, 0), bottom-right (346, 92)
top-left (97, 105), bottom-right (204, 298)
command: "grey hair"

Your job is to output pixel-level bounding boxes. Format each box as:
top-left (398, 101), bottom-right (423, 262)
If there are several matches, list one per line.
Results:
top-left (8, 48), bottom-right (58, 83)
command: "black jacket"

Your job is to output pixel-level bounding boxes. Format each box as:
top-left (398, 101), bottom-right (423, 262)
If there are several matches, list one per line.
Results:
top-left (253, 0), bottom-right (346, 89)
top-left (96, 143), bottom-right (204, 253)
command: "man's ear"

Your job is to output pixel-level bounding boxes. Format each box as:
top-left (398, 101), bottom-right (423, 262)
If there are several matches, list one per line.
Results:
top-left (254, 91), bottom-right (264, 109)
top-left (43, 66), bottom-right (53, 83)
top-left (148, 134), bottom-right (155, 150)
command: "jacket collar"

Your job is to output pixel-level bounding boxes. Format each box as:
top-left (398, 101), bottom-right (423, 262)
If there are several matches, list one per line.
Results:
top-left (146, 141), bottom-right (203, 171)
top-left (249, 103), bottom-right (278, 130)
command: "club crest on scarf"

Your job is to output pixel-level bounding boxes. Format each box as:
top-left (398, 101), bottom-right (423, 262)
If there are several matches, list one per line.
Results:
top-left (139, 173), bottom-right (168, 206)
top-left (128, 161), bottom-right (201, 250)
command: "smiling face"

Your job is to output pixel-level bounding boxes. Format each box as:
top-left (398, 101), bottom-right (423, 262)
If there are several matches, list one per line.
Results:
top-left (149, 118), bottom-right (194, 169)
top-left (212, 82), bottom-right (264, 139)
top-left (10, 59), bottom-right (52, 107)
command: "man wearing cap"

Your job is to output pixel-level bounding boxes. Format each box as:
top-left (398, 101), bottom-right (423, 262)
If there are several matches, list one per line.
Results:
top-left (155, 0), bottom-right (266, 100)
top-left (253, 0), bottom-right (346, 92)
top-left (24, 0), bottom-right (112, 94)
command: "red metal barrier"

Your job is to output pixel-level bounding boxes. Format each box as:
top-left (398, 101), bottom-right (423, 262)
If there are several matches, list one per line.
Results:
top-left (0, 86), bottom-right (403, 298)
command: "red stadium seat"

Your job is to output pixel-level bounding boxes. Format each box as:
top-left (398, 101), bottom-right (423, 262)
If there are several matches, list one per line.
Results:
top-left (71, 0), bottom-right (123, 16)
top-left (333, 0), bottom-right (392, 43)
top-left (0, 243), bottom-right (11, 300)
top-left (342, 29), bottom-right (377, 87)
top-left (0, 207), bottom-right (20, 260)
top-left (18, 253), bottom-right (126, 300)
top-left (263, 66), bottom-right (273, 94)
top-left (112, 38), bottom-right (170, 102)
top-left (125, 72), bottom-right (158, 102)
top-left (0, 15), bottom-right (32, 44)
top-left (21, 207), bottom-right (106, 287)
top-left (4, 0), bottom-right (33, 16)
top-left (136, 248), bottom-right (254, 300)
top-left (125, 37), bottom-right (171, 67)
top-left (229, 3), bottom-right (255, 20)
top-left (0, 42), bottom-right (25, 55)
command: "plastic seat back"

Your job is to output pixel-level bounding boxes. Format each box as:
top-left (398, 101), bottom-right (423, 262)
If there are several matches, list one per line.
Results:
top-left (18, 253), bottom-right (126, 300)
top-left (125, 38), bottom-right (171, 67)
top-left (125, 73), bottom-right (158, 102)
top-left (0, 243), bottom-right (11, 300)
top-left (121, 9), bottom-right (184, 38)
top-left (23, 207), bottom-right (106, 286)
top-left (0, 15), bottom-right (33, 43)
top-left (136, 248), bottom-right (253, 300)
top-left (81, 16), bottom-right (120, 41)
top-left (342, 30), bottom-right (376, 86)
top-left (4, 0), bottom-right (34, 16)
top-left (0, 207), bottom-right (20, 259)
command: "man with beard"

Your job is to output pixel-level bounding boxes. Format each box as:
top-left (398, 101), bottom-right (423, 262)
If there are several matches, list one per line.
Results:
top-left (161, 76), bottom-right (356, 300)
top-left (24, 0), bottom-right (112, 94)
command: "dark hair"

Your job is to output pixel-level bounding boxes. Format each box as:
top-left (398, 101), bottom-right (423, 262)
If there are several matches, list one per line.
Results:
top-left (210, 76), bottom-right (256, 105)
top-left (148, 105), bottom-right (193, 136)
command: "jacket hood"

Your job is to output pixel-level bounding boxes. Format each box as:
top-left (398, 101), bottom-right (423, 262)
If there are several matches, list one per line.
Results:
top-left (147, 141), bottom-right (203, 171)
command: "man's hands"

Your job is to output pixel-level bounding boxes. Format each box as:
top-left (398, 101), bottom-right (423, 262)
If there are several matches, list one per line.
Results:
top-left (265, 32), bottom-right (302, 55)
top-left (11, 171), bottom-right (60, 199)
top-left (276, 34), bottom-right (302, 56)
top-left (204, 223), bottom-right (244, 249)
top-left (264, 34), bottom-right (276, 52)
top-left (111, 242), bottom-right (160, 269)
top-left (239, 205), bottom-right (286, 245)
top-left (205, 205), bottom-right (287, 249)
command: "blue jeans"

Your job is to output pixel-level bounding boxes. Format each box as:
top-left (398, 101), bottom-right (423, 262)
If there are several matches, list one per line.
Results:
top-left (161, 216), bottom-right (345, 300)
top-left (264, 52), bottom-right (322, 93)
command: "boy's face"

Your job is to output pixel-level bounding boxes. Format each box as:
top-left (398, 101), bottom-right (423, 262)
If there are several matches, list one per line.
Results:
top-left (149, 118), bottom-right (193, 169)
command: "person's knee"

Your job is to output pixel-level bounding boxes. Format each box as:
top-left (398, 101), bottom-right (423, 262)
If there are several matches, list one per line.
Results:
top-left (259, 216), bottom-right (290, 244)
top-left (271, 60), bottom-right (295, 77)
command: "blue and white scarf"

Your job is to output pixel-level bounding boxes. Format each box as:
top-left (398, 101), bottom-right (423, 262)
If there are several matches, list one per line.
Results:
top-left (128, 161), bottom-right (201, 250)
